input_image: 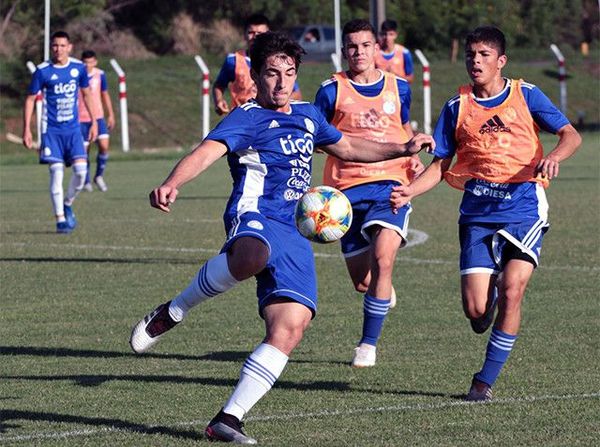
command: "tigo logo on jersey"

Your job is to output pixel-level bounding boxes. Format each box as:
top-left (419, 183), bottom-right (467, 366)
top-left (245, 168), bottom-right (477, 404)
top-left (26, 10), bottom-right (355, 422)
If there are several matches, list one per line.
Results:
top-left (479, 115), bottom-right (511, 134)
top-left (280, 133), bottom-right (314, 159)
top-left (54, 80), bottom-right (77, 95)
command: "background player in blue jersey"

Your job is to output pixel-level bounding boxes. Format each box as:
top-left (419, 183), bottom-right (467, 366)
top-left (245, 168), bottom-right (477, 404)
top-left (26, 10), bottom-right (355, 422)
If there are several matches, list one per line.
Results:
top-left (22, 31), bottom-right (98, 233)
top-left (314, 19), bottom-right (424, 368)
top-left (129, 32), bottom-right (434, 444)
top-left (390, 26), bottom-right (581, 401)
top-left (212, 13), bottom-right (302, 116)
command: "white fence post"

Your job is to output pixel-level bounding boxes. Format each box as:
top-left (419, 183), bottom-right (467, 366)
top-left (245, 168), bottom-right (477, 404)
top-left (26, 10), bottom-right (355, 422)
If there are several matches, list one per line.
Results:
top-left (26, 61), bottom-right (43, 148)
top-left (330, 52), bottom-right (342, 72)
top-left (414, 49), bottom-right (431, 135)
top-left (194, 55), bottom-right (210, 139)
top-left (109, 58), bottom-right (130, 152)
top-left (550, 44), bottom-right (567, 115)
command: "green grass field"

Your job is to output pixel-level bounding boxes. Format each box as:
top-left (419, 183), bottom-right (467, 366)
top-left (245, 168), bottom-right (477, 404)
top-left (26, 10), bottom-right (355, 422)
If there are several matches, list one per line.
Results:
top-left (1, 132), bottom-right (598, 446)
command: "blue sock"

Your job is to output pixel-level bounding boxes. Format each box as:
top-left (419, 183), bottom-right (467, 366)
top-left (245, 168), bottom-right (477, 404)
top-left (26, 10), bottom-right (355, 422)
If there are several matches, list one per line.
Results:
top-left (85, 159), bottom-right (91, 184)
top-left (96, 153), bottom-right (109, 177)
top-left (359, 294), bottom-right (391, 346)
top-left (475, 328), bottom-right (518, 386)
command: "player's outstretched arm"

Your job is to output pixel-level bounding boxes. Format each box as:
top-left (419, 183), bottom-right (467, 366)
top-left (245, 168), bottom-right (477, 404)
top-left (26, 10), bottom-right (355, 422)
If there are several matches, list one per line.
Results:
top-left (22, 95), bottom-right (36, 149)
top-left (149, 139), bottom-right (227, 213)
top-left (535, 123), bottom-right (582, 180)
top-left (390, 156), bottom-right (451, 213)
top-left (322, 132), bottom-right (435, 162)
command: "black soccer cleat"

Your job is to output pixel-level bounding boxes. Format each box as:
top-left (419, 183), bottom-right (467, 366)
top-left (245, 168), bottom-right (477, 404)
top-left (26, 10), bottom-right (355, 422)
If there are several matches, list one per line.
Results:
top-left (205, 409), bottom-right (257, 444)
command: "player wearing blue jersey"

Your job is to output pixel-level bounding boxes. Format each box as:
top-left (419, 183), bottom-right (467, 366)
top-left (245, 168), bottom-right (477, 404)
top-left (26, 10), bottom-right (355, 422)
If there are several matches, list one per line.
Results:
top-left (212, 13), bottom-right (301, 116)
top-left (23, 31), bottom-right (98, 233)
top-left (390, 26), bottom-right (581, 401)
top-left (129, 32), bottom-right (434, 444)
top-left (314, 19), bottom-right (424, 368)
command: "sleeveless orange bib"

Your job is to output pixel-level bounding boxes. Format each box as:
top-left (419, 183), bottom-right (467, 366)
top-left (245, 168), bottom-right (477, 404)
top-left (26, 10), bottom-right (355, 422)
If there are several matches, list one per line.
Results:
top-left (229, 50), bottom-right (257, 107)
top-left (374, 44), bottom-right (406, 78)
top-left (323, 71), bottom-right (412, 190)
top-left (444, 79), bottom-right (548, 190)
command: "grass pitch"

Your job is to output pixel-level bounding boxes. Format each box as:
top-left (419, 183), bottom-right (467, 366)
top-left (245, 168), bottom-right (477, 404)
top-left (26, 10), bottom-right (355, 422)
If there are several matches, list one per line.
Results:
top-left (0, 133), bottom-right (599, 446)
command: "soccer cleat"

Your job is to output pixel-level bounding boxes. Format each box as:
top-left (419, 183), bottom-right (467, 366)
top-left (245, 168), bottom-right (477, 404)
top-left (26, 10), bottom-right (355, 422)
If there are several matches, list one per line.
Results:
top-left (205, 409), bottom-right (257, 445)
top-left (94, 176), bottom-right (108, 192)
top-left (351, 343), bottom-right (376, 368)
top-left (129, 301), bottom-right (179, 353)
top-left (56, 221), bottom-right (73, 234)
top-left (63, 204), bottom-right (77, 229)
top-left (470, 288), bottom-right (499, 334)
top-left (83, 182), bottom-right (93, 192)
top-left (465, 377), bottom-right (493, 402)
top-left (389, 285), bottom-right (397, 309)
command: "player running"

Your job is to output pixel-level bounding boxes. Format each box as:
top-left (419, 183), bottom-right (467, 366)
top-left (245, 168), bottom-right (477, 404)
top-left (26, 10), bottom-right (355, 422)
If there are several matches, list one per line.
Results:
top-left (130, 31), bottom-right (434, 444)
top-left (314, 19), bottom-right (424, 368)
top-left (78, 50), bottom-right (115, 192)
top-left (22, 31), bottom-right (97, 233)
top-left (390, 26), bottom-right (581, 401)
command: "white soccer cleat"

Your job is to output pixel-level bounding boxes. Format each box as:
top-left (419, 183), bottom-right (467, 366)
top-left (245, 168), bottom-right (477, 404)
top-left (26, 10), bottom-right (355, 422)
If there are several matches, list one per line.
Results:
top-left (83, 182), bottom-right (93, 192)
top-left (389, 285), bottom-right (397, 309)
top-left (129, 301), bottom-right (179, 354)
top-left (94, 176), bottom-right (108, 192)
top-left (351, 343), bottom-right (376, 368)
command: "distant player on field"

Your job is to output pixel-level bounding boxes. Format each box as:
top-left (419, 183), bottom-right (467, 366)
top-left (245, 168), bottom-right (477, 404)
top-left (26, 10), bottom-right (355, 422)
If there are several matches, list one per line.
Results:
top-left (314, 19), bottom-right (424, 368)
top-left (78, 50), bottom-right (115, 192)
top-left (212, 13), bottom-right (302, 116)
top-left (390, 26), bottom-right (581, 401)
top-left (129, 31), bottom-right (434, 444)
top-left (22, 31), bottom-right (97, 234)
top-left (375, 19), bottom-right (414, 84)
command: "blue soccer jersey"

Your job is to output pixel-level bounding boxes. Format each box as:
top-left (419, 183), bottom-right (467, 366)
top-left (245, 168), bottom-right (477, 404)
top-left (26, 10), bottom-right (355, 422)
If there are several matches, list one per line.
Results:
top-left (314, 71), bottom-right (411, 124)
top-left (431, 78), bottom-right (569, 224)
top-left (28, 58), bottom-right (89, 133)
top-left (205, 100), bottom-right (342, 226)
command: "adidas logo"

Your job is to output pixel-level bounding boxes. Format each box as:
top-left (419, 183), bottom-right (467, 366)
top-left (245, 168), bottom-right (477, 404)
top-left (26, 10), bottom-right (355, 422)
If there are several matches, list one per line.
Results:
top-left (342, 96), bottom-right (355, 105)
top-left (268, 120), bottom-right (280, 129)
top-left (479, 115), bottom-right (511, 134)
top-left (50, 74), bottom-right (59, 80)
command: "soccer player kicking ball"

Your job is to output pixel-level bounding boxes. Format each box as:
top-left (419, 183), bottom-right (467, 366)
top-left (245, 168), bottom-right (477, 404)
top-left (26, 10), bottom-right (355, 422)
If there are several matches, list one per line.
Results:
top-left (23, 31), bottom-right (97, 234)
top-left (130, 32), bottom-right (434, 444)
top-left (314, 19), bottom-right (424, 368)
top-left (390, 26), bottom-right (581, 401)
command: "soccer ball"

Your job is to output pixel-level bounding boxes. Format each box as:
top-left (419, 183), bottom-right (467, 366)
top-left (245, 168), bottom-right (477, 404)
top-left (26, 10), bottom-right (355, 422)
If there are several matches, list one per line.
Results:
top-left (294, 186), bottom-right (353, 243)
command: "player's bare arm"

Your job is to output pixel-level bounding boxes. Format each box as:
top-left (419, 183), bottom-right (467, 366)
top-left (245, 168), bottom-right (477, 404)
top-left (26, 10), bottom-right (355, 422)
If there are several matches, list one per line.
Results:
top-left (101, 90), bottom-right (116, 130)
top-left (212, 84), bottom-right (230, 115)
top-left (150, 139), bottom-right (227, 213)
top-left (535, 123), bottom-right (582, 180)
top-left (390, 156), bottom-right (452, 212)
top-left (322, 132), bottom-right (435, 162)
top-left (22, 95), bottom-right (37, 149)
top-left (80, 86), bottom-right (98, 141)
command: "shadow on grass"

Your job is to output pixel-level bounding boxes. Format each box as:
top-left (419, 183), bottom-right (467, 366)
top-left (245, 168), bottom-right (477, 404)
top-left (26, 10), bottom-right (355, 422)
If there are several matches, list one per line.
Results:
top-left (0, 409), bottom-right (202, 441)
top-left (0, 257), bottom-right (201, 265)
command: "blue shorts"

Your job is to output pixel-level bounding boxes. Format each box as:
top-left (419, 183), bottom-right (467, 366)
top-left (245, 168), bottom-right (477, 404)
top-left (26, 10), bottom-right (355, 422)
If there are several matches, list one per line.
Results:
top-left (40, 129), bottom-right (87, 167)
top-left (221, 212), bottom-right (318, 319)
top-left (459, 219), bottom-right (550, 275)
top-left (80, 118), bottom-right (109, 142)
top-left (340, 181), bottom-right (412, 258)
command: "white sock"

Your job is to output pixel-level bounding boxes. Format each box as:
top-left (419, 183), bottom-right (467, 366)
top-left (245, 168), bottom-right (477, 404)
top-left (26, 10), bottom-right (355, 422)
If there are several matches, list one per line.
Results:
top-left (223, 343), bottom-right (289, 420)
top-left (65, 162), bottom-right (87, 205)
top-left (168, 253), bottom-right (239, 322)
top-left (48, 163), bottom-right (65, 219)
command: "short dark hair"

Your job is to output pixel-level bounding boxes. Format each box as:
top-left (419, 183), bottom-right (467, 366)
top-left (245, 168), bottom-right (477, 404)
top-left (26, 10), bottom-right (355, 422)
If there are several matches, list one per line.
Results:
top-left (249, 31), bottom-right (305, 73)
top-left (244, 13), bottom-right (270, 31)
top-left (81, 50), bottom-right (96, 60)
top-left (342, 19), bottom-right (376, 43)
top-left (380, 19), bottom-right (398, 33)
top-left (465, 26), bottom-right (506, 56)
top-left (51, 31), bottom-right (70, 41)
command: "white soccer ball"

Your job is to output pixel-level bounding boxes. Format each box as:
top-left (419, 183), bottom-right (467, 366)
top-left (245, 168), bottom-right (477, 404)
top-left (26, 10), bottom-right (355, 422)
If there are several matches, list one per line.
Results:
top-left (294, 185), bottom-right (353, 243)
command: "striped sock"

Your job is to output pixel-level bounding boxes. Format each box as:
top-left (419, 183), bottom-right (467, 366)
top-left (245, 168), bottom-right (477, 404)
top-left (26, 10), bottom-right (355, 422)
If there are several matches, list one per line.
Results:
top-left (168, 253), bottom-right (239, 321)
top-left (359, 294), bottom-right (391, 346)
top-left (475, 328), bottom-right (518, 386)
top-left (223, 343), bottom-right (289, 420)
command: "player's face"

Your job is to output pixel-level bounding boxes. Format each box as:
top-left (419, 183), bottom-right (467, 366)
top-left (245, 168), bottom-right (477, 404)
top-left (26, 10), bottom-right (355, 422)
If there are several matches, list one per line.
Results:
top-left (343, 30), bottom-right (378, 74)
top-left (465, 42), bottom-right (507, 86)
top-left (245, 24), bottom-right (269, 49)
top-left (379, 30), bottom-right (397, 49)
top-left (82, 57), bottom-right (97, 73)
top-left (51, 37), bottom-right (72, 65)
top-left (253, 53), bottom-right (297, 112)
